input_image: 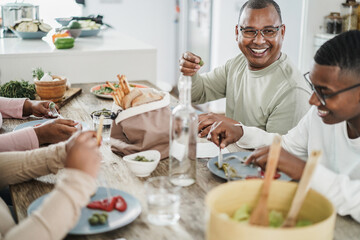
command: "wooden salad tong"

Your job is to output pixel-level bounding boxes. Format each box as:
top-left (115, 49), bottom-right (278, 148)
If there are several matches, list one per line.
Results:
top-left (249, 135), bottom-right (282, 226)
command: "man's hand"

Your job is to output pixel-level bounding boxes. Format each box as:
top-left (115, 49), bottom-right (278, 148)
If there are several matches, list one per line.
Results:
top-left (33, 119), bottom-right (78, 145)
top-left (179, 52), bottom-right (202, 76)
top-left (65, 131), bottom-right (101, 178)
top-left (245, 146), bottom-right (306, 180)
top-left (23, 99), bottom-right (60, 118)
top-left (198, 113), bottom-right (243, 148)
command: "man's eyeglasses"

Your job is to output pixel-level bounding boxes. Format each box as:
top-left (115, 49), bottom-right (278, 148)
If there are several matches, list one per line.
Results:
top-left (239, 25), bottom-right (283, 38)
top-left (304, 72), bottom-right (360, 106)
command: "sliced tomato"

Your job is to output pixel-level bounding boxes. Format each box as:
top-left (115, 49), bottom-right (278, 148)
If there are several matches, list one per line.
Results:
top-left (87, 195), bottom-right (127, 212)
top-left (114, 196), bottom-right (127, 212)
top-left (87, 197), bottom-right (116, 211)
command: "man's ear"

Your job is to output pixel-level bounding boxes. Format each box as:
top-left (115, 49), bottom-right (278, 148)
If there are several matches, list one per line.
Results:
top-left (235, 25), bottom-right (239, 42)
top-left (280, 24), bottom-right (286, 39)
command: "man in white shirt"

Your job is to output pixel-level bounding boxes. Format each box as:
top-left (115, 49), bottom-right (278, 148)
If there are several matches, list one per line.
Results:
top-left (207, 30), bottom-right (360, 223)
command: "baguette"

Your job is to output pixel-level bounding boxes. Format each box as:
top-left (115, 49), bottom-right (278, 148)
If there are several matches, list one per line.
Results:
top-left (131, 89), bottom-right (163, 107)
top-left (122, 88), bottom-right (143, 109)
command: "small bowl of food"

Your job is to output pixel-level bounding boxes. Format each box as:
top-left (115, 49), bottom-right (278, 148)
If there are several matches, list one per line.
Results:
top-left (205, 180), bottom-right (336, 240)
top-left (123, 150), bottom-right (161, 177)
top-left (33, 68), bottom-right (67, 102)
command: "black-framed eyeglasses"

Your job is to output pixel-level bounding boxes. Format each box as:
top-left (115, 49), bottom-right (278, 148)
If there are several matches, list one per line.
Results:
top-left (304, 72), bottom-right (360, 106)
top-left (239, 25), bottom-right (283, 38)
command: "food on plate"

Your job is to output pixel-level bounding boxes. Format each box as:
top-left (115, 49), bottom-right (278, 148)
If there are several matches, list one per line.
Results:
top-left (13, 19), bottom-right (52, 33)
top-left (0, 80), bottom-right (36, 100)
top-left (134, 155), bottom-right (154, 162)
top-left (78, 20), bottom-right (101, 30)
top-left (54, 37), bottom-right (75, 49)
top-left (109, 74), bottom-right (164, 109)
top-left (215, 162), bottom-right (239, 178)
top-left (93, 84), bottom-right (120, 95)
top-left (87, 195), bottom-right (127, 212)
top-left (91, 108), bottom-right (111, 118)
top-left (231, 204), bottom-right (312, 227)
top-left (88, 212), bottom-right (108, 226)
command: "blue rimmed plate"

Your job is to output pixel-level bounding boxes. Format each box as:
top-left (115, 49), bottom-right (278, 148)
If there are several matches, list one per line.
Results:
top-left (207, 151), bottom-right (291, 181)
top-left (10, 29), bottom-right (48, 39)
top-left (13, 119), bottom-right (51, 131)
top-left (27, 187), bottom-right (142, 235)
top-left (79, 29), bottom-right (101, 37)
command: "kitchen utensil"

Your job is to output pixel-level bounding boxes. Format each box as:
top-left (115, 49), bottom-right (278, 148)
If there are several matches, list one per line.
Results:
top-left (282, 150), bottom-right (322, 228)
top-left (1, 2), bottom-right (39, 30)
top-left (48, 102), bottom-right (63, 118)
top-left (249, 135), bottom-right (282, 226)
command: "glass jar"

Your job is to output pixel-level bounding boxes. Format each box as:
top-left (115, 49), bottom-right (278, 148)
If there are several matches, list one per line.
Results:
top-left (325, 12), bottom-right (343, 34)
top-left (169, 73), bottom-right (197, 187)
top-left (341, 0), bottom-right (359, 31)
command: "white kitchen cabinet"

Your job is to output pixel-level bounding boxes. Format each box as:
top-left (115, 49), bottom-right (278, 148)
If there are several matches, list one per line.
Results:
top-left (0, 30), bottom-right (157, 85)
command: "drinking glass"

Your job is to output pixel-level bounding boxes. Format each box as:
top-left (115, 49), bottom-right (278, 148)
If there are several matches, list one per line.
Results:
top-left (145, 176), bottom-right (181, 226)
top-left (91, 109), bottom-right (112, 142)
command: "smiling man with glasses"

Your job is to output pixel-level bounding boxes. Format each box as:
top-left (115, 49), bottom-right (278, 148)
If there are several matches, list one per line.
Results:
top-left (179, 0), bottom-right (311, 137)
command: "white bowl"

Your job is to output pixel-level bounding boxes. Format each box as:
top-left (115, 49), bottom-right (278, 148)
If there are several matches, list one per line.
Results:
top-left (123, 150), bottom-right (161, 177)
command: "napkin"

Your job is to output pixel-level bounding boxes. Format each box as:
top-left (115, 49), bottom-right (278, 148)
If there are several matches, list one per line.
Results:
top-left (196, 142), bottom-right (229, 159)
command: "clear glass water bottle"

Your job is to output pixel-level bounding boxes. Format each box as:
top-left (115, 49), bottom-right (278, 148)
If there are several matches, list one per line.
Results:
top-left (169, 73), bottom-right (197, 187)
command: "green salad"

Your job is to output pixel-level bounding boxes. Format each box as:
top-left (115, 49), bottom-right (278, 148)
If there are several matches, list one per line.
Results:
top-left (231, 204), bottom-right (312, 228)
top-left (93, 84), bottom-right (119, 95)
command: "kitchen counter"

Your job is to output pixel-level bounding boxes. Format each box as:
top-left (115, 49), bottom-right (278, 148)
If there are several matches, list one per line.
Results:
top-left (0, 29), bottom-right (157, 85)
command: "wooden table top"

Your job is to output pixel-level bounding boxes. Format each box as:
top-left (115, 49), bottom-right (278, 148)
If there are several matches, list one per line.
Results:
top-left (3, 82), bottom-right (360, 240)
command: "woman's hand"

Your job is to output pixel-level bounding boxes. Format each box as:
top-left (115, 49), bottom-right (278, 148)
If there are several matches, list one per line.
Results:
top-left (33, 119), bottom-right (78, 145)
top-left (245, 146), bottom-right (306, 180)
top-left (65, 131), bottom-right (102, 178)
top-left (23, 99), bottom-right (59, 118)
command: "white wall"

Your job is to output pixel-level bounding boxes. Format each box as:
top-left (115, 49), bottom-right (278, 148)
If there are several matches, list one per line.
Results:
top-left (82, 0), bottom-right (176, 86)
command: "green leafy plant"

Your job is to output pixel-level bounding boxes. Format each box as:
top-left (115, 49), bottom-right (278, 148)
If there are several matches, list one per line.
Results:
top-left (0, 80), bottom-right (36, 99)
top-left (32, 67), bottom-right (51, 80)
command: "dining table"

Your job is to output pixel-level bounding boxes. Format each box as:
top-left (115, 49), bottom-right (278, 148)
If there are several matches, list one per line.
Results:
top-left (2, 81), bottom-right (360, 240)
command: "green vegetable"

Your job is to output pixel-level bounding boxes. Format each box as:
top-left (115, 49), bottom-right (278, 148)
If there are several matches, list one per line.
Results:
top-left (269, 210), bottom-right (284, 228)
top-left (231, 204), bottom-right (313, 228)
top-left (32, 67), bottom-right (47, 80)
top-left (91, 108), bottom-right (111, 117)
top-left (54, 37), bottom-right (74, 49)
top-left (199, 59), bottom-right (204, 66)
top-left (68, 20), bottom-right (81, 29)
top-left (0, 80), bottom-right (36, 99)
top-left (134, 155), bottom-right (154, 162)
top-left (296, 219), bottom-right (312, 227)
top-left (88, 212), bottom-right (108, 226)
top-left (232, 204), bottom-right (250, 222)
top-left (94, 84), bottom-right (119, 95)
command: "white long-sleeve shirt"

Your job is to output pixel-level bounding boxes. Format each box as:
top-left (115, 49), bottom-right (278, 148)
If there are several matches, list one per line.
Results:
top-left (237, 106), bottom-right (360, 222)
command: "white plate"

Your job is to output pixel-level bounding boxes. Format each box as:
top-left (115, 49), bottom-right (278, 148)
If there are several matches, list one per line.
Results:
top-left (13, 119), bottom-right (51, 131)
top-left (27, 187), bottom-right (142, 235)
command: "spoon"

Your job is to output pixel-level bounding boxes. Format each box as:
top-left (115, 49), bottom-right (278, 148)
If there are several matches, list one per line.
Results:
top-left (249, 135), bottom-right (282, 226)
top-left (282, 150), bottom-right (322, 228)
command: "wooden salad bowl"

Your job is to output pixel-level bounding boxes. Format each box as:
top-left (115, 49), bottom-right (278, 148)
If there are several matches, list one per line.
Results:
top-left (205, 180), bottom-right (335, 240)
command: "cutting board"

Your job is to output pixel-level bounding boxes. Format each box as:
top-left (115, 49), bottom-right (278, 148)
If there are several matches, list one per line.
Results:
top-left (35, 88), bottom-right (82, 108)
